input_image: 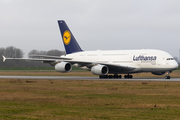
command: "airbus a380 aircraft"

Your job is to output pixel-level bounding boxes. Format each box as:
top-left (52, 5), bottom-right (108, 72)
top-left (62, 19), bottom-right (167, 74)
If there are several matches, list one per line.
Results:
top-left (3, 20), bottom-right (178, 79)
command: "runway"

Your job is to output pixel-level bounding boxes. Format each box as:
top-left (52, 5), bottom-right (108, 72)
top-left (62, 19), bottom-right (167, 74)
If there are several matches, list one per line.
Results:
top-left (0, 76), bottom-right (180, 81)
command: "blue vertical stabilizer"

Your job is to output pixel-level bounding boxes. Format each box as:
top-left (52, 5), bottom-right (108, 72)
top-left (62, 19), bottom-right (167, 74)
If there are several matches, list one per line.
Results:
top-left (58, 20), bottom-right (83, 54)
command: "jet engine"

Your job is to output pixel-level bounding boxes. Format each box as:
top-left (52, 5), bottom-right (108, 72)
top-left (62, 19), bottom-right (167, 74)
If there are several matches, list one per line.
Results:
top-left (91, 64), bottom-right (109, 75)
top-left (151, 72), bottom-right (166, 75)
top-left (55, 62), bottom-right (72, 72)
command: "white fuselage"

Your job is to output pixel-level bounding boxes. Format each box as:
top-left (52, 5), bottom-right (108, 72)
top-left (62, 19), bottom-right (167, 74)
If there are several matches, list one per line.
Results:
top-left (65, 49), bottom-right (178, 74)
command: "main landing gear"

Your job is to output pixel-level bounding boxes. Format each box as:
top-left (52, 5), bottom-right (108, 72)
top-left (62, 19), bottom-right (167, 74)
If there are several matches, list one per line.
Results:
top-left (99, 74), bottom-right (133, 79)
top-left (124, 74), bottom-right (133, 79)
top-left (99, 74), bottom-right (122, 79)
top-left (165, 72), bottom-right (171, 79)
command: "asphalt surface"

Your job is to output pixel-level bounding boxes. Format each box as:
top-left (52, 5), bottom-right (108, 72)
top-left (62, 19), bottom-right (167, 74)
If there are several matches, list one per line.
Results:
top-left (0, 76), bottom-right (180, 81)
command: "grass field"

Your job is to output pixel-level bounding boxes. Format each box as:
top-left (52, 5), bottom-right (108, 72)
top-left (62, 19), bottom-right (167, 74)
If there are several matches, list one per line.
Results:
top-left (0, 79), bottom-right (180, 119)
top-left (0, 69), bottom-right (180, 120)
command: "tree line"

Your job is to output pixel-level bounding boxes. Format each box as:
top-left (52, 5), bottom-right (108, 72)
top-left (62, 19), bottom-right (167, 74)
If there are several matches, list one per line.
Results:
top-left (0, 46), bottom-right (65, 67)
top-left (0, 46), bottom-right (179, 68)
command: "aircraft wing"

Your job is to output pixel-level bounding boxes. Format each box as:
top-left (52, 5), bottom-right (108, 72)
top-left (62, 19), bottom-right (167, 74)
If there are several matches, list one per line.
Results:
top-left (2, 55), bottom-right (136, 72)
top-left (29, 55), bottom-right (72, 60)
top-left (102, 63), bottom-right (136, 73)
top-left (62, 60), bottom-right (136, 72)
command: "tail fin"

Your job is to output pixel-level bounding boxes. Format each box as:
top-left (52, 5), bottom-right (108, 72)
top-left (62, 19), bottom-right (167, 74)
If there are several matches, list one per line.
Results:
top-left (58, 20), bottom-right (83, 54)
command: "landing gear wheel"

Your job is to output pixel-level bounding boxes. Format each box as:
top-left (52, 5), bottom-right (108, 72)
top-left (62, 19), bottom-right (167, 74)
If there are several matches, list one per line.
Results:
top-left (130, 75), bottom-right (133, 79)
top-left (99, 75), bottom-right (108, 79)
top-left (104, 75), bottom-right (108, 79)
top-left (165, 76), bottom-right (170, 79)
top-left (99, 74), bottom-right (122, 79)
top-left (99, 75), bottom-right (102, 79)
top-left (124, 74), bottom-right (133, 79)
top-left (113, 74), bottom-right (119, 79)
top-left (165, 72), bottom-right (171, 79)
top-left (124, 75), bottom-right (127, 79)
top-left (108, 75), bottom-right (113, 79)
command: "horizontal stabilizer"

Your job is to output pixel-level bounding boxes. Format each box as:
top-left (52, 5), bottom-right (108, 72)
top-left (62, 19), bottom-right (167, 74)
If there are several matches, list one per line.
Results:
top-left (2, 55), bottom-right (6, 62)
top-left (2, 55), bottom-right (57, 63)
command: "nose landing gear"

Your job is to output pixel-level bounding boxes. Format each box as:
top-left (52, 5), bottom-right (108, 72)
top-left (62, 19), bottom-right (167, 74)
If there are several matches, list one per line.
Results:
top-left (165, 72), bottom-right (171, 79)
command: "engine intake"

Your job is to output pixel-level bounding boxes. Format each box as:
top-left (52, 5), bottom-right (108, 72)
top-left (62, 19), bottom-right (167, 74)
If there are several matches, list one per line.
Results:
top-left (55, 62), bottom-right (72, 72)
top-left (91, 64), bottom-right (109, 75)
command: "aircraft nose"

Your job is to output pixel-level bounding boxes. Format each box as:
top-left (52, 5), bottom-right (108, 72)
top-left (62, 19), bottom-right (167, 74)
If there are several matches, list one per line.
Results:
top-left (172, 61), bottom-right (178, 70)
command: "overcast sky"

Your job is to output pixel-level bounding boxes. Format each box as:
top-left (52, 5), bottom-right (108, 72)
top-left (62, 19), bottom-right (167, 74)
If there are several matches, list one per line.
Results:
top-left (0, 0), bottom-right (180, 58)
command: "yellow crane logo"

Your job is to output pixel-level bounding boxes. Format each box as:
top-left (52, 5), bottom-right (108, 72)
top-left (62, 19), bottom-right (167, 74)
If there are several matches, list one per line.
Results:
top-left (63, 30), bottom-right (71, 45)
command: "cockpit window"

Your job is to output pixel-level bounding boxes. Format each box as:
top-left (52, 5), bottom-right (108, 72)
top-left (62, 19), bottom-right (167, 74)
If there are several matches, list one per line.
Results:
top-left (166, 58), bottom-right (174, 60)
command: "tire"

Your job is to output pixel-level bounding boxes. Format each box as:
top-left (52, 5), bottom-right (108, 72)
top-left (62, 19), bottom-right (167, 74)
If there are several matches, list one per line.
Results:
top-left (130, 75), bottom-right (133, 79)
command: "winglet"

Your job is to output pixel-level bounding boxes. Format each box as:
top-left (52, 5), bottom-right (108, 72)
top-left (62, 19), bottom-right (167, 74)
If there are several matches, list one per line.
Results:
top-left (2, 55), bottom-right (6, 62)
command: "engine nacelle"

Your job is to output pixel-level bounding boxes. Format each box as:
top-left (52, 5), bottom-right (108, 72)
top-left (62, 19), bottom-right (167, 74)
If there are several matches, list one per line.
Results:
top-left (151, 72), bottom-right (166, 75)
top-left (91, 64), bottom-right (109, 75)
top-left (55, 62), bottom-right (72, 72)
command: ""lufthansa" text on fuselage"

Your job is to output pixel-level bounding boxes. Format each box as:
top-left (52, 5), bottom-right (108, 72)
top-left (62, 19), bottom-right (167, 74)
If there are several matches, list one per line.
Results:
top-left (133, 55), bottom-right (157, 61)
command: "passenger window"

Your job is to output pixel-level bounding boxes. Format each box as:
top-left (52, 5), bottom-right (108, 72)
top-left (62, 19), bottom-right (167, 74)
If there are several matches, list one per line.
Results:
top-left (166, 58), bottom-right (174, 60)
